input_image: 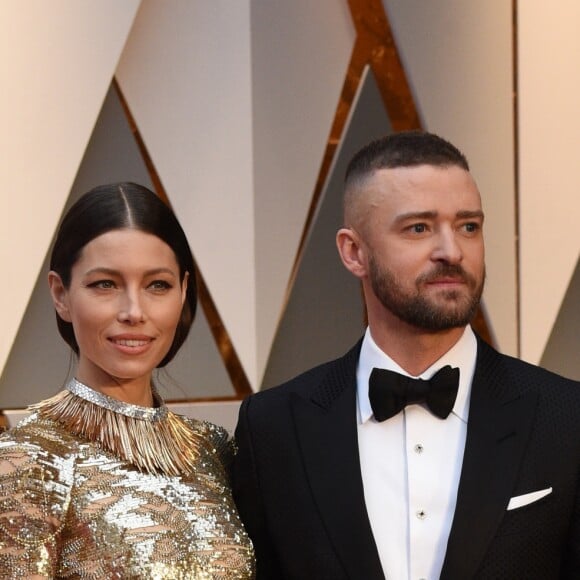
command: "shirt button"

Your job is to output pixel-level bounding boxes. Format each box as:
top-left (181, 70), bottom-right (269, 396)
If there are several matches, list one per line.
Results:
top-left (414, 443), bottom-right (424, 453)
top-left (416, 509), bottom-right (427, 520)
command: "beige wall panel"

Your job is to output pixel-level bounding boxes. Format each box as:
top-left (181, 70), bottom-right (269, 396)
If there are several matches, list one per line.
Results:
top-left (262, 68), bottom-right (389, 389)
top-left (540, 258), bottom-right (580, 380)
top-left (518, 1), bottom-right (580, 364)
top-left (115, 0), bottom-right (257, 384)
top-left (0, 85), bottom-right (234, 409)
top-left (251, 1), bottom-right (354, 383)
top-left (0, 0), bottom-right (141, 374)
top-left (384, 0), bottom-right (517, 355)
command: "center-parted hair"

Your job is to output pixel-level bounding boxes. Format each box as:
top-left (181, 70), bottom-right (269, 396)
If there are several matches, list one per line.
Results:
top-left (50, 182), bottom-right (197, 367)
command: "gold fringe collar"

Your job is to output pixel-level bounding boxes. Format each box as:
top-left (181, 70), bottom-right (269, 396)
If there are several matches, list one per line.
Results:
top-left (31, 379), bottom-right (201, 477)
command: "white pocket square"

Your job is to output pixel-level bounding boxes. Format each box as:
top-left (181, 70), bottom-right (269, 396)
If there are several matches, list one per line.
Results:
top-left (507, 487), bottom-right (552, 511)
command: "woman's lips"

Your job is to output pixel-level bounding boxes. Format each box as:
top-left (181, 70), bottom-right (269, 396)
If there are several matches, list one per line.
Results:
top-left (108, 335), bottom-right (154, 353)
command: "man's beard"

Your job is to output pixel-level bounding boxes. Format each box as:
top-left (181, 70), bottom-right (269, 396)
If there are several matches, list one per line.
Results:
top-left (368, 256), bottom-right (485, 331)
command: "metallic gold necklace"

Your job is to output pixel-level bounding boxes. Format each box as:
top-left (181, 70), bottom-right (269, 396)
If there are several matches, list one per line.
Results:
top-left (32, 378), bottom-right (204, 477)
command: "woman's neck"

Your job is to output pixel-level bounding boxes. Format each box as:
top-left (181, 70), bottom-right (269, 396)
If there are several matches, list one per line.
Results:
top-left (74, 374), bottom-right (155, 407)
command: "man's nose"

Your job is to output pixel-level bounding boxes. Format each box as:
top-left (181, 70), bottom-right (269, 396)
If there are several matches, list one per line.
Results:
top-left (432, 228), bottom-right (463, 264)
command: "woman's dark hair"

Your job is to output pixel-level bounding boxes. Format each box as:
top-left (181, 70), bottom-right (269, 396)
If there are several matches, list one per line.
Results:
top-left (50, 182), bottom-right (197, 367)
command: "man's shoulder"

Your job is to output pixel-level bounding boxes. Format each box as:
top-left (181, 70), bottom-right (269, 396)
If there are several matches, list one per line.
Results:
top-left (263, 352), bottom-right (354, 398)
top-left (478, 337), bottom-right (580, 395)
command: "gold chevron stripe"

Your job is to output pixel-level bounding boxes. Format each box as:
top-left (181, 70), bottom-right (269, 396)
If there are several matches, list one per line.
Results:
top-left (286, 0), bottom-right (493, 345)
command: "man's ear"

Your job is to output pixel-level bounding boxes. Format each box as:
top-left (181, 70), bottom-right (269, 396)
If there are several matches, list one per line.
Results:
top-left (48, 271), bottom-right (72, 322)
top-left (336, 228), bottom-right (368, 279)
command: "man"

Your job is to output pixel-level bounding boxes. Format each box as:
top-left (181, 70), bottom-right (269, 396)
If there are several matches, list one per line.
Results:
top-left (232, 131), bottom-right (580, 579)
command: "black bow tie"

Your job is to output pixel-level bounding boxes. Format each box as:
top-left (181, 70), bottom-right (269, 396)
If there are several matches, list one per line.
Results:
top-left (369, 365), bottom-right (460, 421)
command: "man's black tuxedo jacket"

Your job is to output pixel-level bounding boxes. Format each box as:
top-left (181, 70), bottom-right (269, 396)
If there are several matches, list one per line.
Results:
top-left (232, 336), bottom-right (580, 579)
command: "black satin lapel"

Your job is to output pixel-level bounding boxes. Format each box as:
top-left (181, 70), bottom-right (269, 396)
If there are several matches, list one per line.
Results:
top-left (290, 381), bottom-right (385, 580)
top-left (441, 349), bottom-right (539, 580)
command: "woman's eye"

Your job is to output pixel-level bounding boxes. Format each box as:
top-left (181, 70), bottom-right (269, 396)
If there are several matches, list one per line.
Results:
top-left (149, 280), bottom-right (172, 291)
top-left (89, 280), bottom-right (115, 289)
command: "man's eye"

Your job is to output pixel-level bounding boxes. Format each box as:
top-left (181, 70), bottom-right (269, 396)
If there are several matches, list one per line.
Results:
top-left (410, 224), bottom-right (427, 233)
top-left (463, 222), bottom-right (479, 233)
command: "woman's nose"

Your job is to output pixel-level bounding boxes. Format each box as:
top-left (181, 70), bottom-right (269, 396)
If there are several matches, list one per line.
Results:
top-left (117, 291), bottom-right (145, 323)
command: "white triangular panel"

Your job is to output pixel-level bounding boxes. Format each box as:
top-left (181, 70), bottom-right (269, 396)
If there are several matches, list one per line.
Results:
top-left (384, 0), bottom-right (517, 355)
top-left (0, 84), bottom-right (234, 409)
top-left (540, 258), bottom-right (580, 380)
top-left (251, 0), bottom-right (354, 385)
top-left (116, 1), bottom-right (355, 389)
top-left (116, 1), bottom-right (257, 385)
top-left (0, 0), bottom-right (141, 374)
top-left (262, 68), bottom-right (386, 389)
top-left (518, 2), bottom-right (580, 364)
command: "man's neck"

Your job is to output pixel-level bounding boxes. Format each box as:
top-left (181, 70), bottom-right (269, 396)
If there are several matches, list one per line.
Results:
top-left (367, 318), bottom-right (467, 376)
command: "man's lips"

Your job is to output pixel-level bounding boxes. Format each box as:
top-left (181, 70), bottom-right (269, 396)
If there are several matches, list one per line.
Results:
top-left (426, 277), bottom-right (466, 285)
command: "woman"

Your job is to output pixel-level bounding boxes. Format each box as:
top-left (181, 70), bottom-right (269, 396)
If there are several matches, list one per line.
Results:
top-left (0, 183), bottom-right (255, 578)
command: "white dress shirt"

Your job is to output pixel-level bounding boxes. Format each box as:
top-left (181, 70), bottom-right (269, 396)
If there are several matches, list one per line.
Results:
top-left (357, 326), bottom-right (477, 580)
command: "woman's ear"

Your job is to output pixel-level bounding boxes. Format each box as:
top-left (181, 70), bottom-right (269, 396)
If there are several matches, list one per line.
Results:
top-left (336, 228), bottom-right (368, 279)
top-left (48, 271), bottom-right (72, 322)
top-left (181, 271), bottom-right (189, 306)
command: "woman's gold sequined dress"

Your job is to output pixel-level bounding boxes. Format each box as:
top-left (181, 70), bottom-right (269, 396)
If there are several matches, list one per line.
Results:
top-left (0, 380), bottom-right (255, 579)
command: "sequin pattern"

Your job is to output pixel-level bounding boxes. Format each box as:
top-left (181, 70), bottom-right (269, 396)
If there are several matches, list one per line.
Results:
top-left (0, 411), bottom-right (255, 578)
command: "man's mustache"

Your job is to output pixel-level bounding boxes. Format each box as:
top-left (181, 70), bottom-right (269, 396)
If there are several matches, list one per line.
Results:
top-left (418, 264), bottom-right (477, 286)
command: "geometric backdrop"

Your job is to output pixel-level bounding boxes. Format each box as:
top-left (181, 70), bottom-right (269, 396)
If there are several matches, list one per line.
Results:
top-left (1, 1), bottom-right (578, 414)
